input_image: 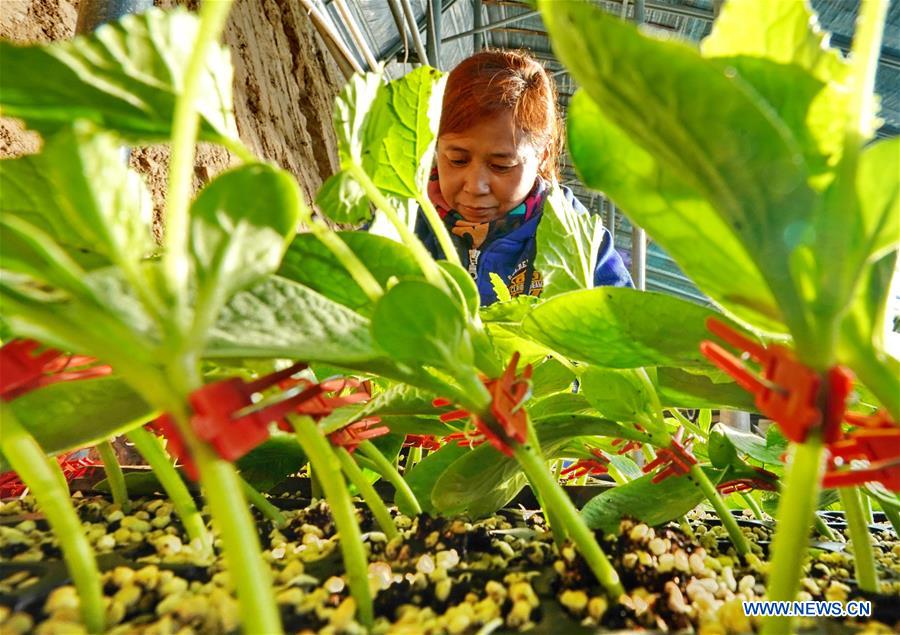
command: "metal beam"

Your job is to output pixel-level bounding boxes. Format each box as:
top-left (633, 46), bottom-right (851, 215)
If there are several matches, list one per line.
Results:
top-left (473, 0), bottom-right (484, 51)
top-left (426, 0), bottom-right (443, 69)
top-left (442, 9), bottom-right (541, 43)
top-left (381, 0), bottom-right (457, 65)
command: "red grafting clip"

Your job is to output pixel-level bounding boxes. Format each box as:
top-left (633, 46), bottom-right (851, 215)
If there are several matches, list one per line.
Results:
top-left (844, 409), bottom-right (896, 429)
top-left (560, 449), bottom-right (609, 480)
top-left (328, 417), bottom-right (389, 453)
top-left (0, 339), bottom-right (111, 401)
top-left (643, 439), bottom-right (697, 483)
top-left (611, 438), bottom-right (642, 455)
top-left (717, 466), bottom-right (779, 495)
top-left (823, 428), bottom-right (900, 491)
top-left (404, 435), bottom-right (442, 451)
top-left (443, 430), bottom-right (487, 449)
top-left (700, 318), bottom-right (821, 443)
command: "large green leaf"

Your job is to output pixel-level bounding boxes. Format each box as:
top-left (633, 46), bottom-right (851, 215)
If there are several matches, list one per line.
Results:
top-left (533, 184), bottom-right (605, 298)
top-left (371, 280), bottom-right (473, 370)
top-left (205, 275), bottom-right (381, 365)
top-left (543, 1), bottom-right (817, 334)
top-left (0, 123), bottom-right (153, 271)
top-left (189, 164), bottom-right (300, 341)
top-left (10, 376), bottom-right (153, 456)
top-left (531, 358), bottom-right (576, 398)
top-left (581, 468), bottom-right (720, 533)
top-left (334, 72), bottom-right (382, 168)
top-left (367, 66), bottom-right (445, 199)
top-left (279, 231), bottom-right (421, 315)
top-left (404, 443), bottom-right (470, 515)
top-left (656, 367), bottom-right (757, 411)
top-left (522, 287), bottom-right (736, 368)
top-left (719, 426), bottom-right (786, 466)
top-left (0, 8), bottom-right (237, 143)
top-left (566, 91), bottom-right (783, 334)
top-left (315, 170), bottom-right (370, 225)
top-left (700, 0), bottom-right (850, 177)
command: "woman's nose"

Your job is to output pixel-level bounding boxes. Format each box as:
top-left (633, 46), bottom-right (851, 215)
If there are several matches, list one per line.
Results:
top-left (462, 165), bottom-right (490, 195)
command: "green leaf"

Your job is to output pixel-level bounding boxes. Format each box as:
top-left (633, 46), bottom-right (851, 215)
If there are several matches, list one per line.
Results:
top-left (490, 273), bottom-right (512, 303)
top-left (335, 72), bottom-right (383, 168)
top-left (856, 137), bottom-right (900, 261)
top-left (720, 426), bottom-right (786, 465)
top-left (656, 367), bottom-right (757, 411)
top-left (367, 66), bottom-right (445, 199)
top-left (0, 123), bottom-right (153, 271)
top-left (526, 393), bottom-right (593, 419)
top-left (580, 367), bottom-right (658, 430)
top-left (522, 287), bottom-right (737, 368)
top-left (95, 471), bottom-right (171, 497)
top-left (581, 468), bottom-right (719, 533)
top-left (708, 424), bottom-right (740, 469)
top-left (10, 376), bottom-right (153, 456)
top-left (700, 0), bottom-right (850, 177)
top-left (404, 442), bottom-right (470, 515)
top-left (205, 275), bottom-right (382, 366)
top-left (544, 1), bottom-right (818, 334)
top-left (566, 91), bottom-right (783, 333)
top-left (190, 164), bottom-right (301, 340)
top-left (318, 383), bottom-right (440, 435)
top-left (533, 183), bottom-right (605, 297)
top-left (279, 231), bottom-right (421, 316)
top-left (237, 435), bottom-right (307, 492)
top-left (371, 280), bottom-right (472, 370)
top-left (531, 358), bottom-right (576, 398)
top-left (315, 171), bottom-right (370, 225)
top-left (0, 8), bottom-right (237, 143)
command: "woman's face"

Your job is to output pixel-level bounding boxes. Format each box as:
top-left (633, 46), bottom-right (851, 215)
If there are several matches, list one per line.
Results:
top-left (436, 110), bottom-right (543, 223)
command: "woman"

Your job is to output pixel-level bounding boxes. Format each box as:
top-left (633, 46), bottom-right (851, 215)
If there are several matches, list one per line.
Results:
top-left (415, 49), bottom-right (632, 305)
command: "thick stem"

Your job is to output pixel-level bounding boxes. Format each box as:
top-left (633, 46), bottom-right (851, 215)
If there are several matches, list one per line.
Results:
top-left (514, 443), bottom-right (623, 598)
top-left (1, 406), bottom-right (105, 633)
top-left (839, 487), bottom-right (879, 592)
top-left (740, 492), bottom-right (765, 521)
top-left (162, 0), bottom-right (234, 314)
top-left (762, 441), bottom-right (825, 635)
top-left (97, 439), bottom-right (129, 512)
top-left (291, 416), bottom-right (374, 627)
top-left (239, 475), bottom-right (287, 529)
top-left (860, 490), bottom-right (874, 525)
top-left (689, 464), bottom-right (750, 556)
top-left (126, 427), bottom-right (212, 555)
top-left (193, 443), bottom-right (282, 634)
top-left (414, 193), bottom-right (461, 267)
top-left (357, 440), bottom-right (422, 515)
top-left (336, 447), bottom-right (399, 539)
top-left (347, 163), bottom-right (445, 288)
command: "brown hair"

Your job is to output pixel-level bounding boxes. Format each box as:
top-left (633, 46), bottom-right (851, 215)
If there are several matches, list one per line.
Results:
top-left (439, 49), bottom-right (562, 180)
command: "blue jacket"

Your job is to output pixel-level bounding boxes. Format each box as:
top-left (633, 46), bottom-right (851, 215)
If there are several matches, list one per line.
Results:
top-left (415, 186), bottom-right (633, 305)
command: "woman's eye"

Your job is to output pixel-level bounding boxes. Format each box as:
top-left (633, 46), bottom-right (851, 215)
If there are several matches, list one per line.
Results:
top-left (492, 164), bottom-right (514, 173)
top-left (449, 158), bottom-right (468, 167)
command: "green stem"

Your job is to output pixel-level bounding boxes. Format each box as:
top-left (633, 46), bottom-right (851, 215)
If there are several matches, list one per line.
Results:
top-left (813, 512), bottom-right (842, 542)
top-left (762, 441), bottom-right (825, 635)
top-left (97, 439), bottom-right (129, 513)
top-left (740, 492), bottom-right (765, 521)
top-left (668, 408), bottom-right (706, 440)
top-left (860, 490), bottom-right (874, 524)
top-left (689, 464), bottom-right (750, 556)
top-left (240, 476), bottom-right (287, 529)
top-left (514, 442), bottom-right (623, 598)
top-left (357, 440), bottom-right (422, 515)
top-left (336, 447), bottom-right (399, 539)
top-left (296, 198), bottom-right (383, 302)
top-left (290, 416), bottom-right (373, 627)
top-left (414, 193), bottom-right (461, 267)
top-left (310, 466), bottom-right (324, 500)
top-left (193, 442), bottom-right (282, 634)
top-left (1, 406), bottom-right (105, 633)
top-left (126, 427), bottom-right (212, 556)
top-left (403, 445), bottom-right (422, 473)
top-left (839, 487), bottom-right (879, 592)
top-left (346, 163), bottom-right (445, 288)
top-left (161, 0), bottom-right (234, 316)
